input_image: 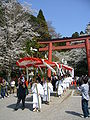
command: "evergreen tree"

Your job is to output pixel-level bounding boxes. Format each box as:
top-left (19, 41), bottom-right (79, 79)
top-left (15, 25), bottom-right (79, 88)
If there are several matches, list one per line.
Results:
top-left (36, 9), bottom-right (51, 40)
top-left (72, 32), bottom-right (79, 38)
top-left (37, 9), bottom-right (46, 21)
top-left (28, 9), bottom-right (51, 58)
top-left (80, 31), bottom-right (84, 35)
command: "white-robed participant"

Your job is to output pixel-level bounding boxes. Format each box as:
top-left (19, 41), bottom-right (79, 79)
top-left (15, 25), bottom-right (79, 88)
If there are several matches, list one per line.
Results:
top-left (56, 79), bottom-right (63, 97)
top-left (63, 75), bottom-right (70, 89)
top-left (61, 80), bottom-right (67, 93)
top-left (68, 76), bottom-right (74, 85)
top-left (31, 77), bottom-right (44, 112)
top-left (43, 77), bottom-right (53, 104)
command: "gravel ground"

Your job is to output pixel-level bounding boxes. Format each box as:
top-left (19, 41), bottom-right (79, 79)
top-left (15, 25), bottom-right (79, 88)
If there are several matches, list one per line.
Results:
top-left (0, 89), bottom-right (90, 120)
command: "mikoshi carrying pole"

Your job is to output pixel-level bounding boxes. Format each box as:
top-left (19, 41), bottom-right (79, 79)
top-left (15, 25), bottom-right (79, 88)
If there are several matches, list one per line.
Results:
top-left (26, 67), bottom-right (29, 81)
top-left (47, 82), bottom-right (50, 104)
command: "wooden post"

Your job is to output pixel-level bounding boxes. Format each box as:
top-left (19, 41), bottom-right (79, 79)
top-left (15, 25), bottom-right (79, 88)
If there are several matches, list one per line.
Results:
top-left (26, 67), bottom-right (29, 81)
top-left (85, 38), bottom-right (90, 77)
top-left (48, 42), bottom-right (52, 77)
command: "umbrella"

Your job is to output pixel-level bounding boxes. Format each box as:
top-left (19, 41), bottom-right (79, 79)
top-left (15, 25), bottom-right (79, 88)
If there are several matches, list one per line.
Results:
top-left (16, 57), bottom-right (42, 68)
top-left (35, 59), bottom-right (56, 68)
top-left (16, 57), bottom-right (43, 81)
top-left (16, 57), bottom-right (56, 79)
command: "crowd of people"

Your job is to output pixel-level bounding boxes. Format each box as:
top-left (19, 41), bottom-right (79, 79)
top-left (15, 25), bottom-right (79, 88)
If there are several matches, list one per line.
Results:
top-left (0, 73), bottom-right (90, 117)
top-left (14, 73), bottom-right (75, 112)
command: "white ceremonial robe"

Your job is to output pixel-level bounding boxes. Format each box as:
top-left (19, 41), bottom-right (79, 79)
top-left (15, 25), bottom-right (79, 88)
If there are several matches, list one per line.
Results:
top-left (63, 77), bottom-right (70, 88)
top-left (56, 80), bottom-right (63, 96)
top-left (31, 83), bottom-right (44, 109)
top-left (43, 82), bottom-right (53, 102)
top-left (61, 82), bottom-right (67, 92)
top-left (68, 77), bottom-right (73, 84)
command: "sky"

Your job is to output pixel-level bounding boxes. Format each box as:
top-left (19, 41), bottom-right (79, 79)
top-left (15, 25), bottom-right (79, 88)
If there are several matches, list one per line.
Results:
top-left (18, 0), bottom-right (90, 37)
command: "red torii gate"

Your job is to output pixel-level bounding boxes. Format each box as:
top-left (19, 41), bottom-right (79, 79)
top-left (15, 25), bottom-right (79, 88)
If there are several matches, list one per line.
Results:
top-left (38, 35), bottom-right (90, 77)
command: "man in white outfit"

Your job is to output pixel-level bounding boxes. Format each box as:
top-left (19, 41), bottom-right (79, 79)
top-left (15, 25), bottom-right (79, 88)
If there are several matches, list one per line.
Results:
top-left (31, 77), bottom-right (44, 112)
top-left (56, 77), bottom-right (63, 97)
top-left (43, 77), bottom-right (53, 105)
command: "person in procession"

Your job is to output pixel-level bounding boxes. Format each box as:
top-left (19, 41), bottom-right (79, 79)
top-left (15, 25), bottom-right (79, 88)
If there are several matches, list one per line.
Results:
top-left (43, 77), bottom-right (53, 105)
top-left (56, 76), bottom-right (63, 98)
top-left (63, 75), bottom-right (70, 89)
top-left (10, 79), bottom-right (15, 94)
top-left (51, 74), bottom-right (58, 91)
top-left (31, 76), bottom-right (44, 112)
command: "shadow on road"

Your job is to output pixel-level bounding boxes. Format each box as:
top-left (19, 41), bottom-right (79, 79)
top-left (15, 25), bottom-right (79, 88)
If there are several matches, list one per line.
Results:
top-left (65, 110), bottom-right (81, 117)
top-left (7, 103), bottom-right (16, 110)
top-left (7, 102), bottom-right (33, 111)
top-left (25, 103), bottom-right (33, 111)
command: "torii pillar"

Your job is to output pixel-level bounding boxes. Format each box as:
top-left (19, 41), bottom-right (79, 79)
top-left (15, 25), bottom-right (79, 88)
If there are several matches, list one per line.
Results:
top-left (48, 42), bottom-right (52, 77)
top-left (85, 38), bottom-right (90, 76)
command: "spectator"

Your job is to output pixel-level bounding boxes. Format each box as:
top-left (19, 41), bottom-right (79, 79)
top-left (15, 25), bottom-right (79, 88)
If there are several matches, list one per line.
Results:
top-left (10, 79), bottom-right (15, 94)
top-left (77, 76), bottom-right (90, 118)
top-left (5, 80), bottom-right (9, 97)
top-left (14, 78), bottom-right (27, 110)
top-left (1, 79), bottom-right (6, 99)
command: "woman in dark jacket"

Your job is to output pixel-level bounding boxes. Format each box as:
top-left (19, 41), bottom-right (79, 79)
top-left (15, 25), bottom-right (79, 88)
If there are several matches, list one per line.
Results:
top-left (14, 78), bottom-right (27, 110)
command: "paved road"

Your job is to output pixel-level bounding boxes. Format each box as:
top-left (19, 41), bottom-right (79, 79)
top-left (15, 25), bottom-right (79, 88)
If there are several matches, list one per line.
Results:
top-left (0, 90), bottom-right (90, 120)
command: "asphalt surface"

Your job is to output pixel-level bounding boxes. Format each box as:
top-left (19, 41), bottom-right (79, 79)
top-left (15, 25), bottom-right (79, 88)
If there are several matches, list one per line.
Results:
top-left (0, 89), bottom-right (90, 120)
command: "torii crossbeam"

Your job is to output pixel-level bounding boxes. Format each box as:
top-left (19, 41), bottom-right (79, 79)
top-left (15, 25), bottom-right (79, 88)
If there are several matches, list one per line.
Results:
top-left (38, 35), bottom-right (90, 77)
